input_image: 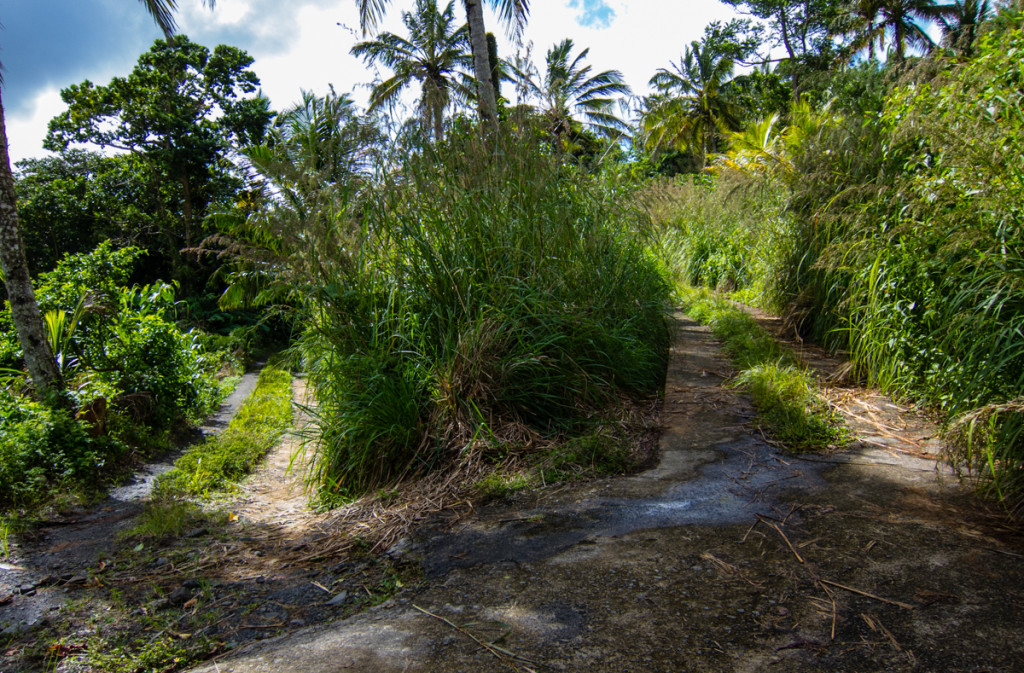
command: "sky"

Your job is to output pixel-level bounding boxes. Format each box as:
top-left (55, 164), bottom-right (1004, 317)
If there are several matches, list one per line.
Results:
top-left (1, 0), bottom-right (742, 164)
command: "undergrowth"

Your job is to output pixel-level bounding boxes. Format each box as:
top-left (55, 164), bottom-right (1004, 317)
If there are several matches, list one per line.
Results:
top-left (236, 122), bottom-right (671, 499)
top-left (680, 287), bottom-right (846, 451)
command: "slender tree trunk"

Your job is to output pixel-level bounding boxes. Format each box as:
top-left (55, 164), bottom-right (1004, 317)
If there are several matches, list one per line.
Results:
top-left (0, 89), bottom-right (65, 399)
top-left (776, 6), bottom-right (802, 99)
top-left (433, 98), bottom-right (444, 141)
top-left (464, 0), bottom-right (498, 125)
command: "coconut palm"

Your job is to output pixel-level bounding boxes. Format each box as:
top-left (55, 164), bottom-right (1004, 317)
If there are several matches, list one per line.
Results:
top-left (837, 0), bottom-right (950, 61)
top-left (216, 89), bottom-right (384, 312)
top-left (512, 38), bottom-right (631, 142)
top-left (939, 0), bottom-right (992, 57)
top-left (355, 0), bottom-right (529, 125)
top-left (352, 0), bottom-right (472, 141)
top-left (642, 40), bottom-right (742, 172)
top-left (0, 0), bottom-right (214, 399)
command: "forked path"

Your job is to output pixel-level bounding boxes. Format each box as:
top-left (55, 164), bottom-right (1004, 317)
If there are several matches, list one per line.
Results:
top-left (190, 314), bottom-right (1024, 673)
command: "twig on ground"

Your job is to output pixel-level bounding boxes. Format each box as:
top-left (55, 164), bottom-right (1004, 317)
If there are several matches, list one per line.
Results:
top-left (818, 579), bottom-right (916, 610)
top-left (412, 604), bottom-right (537, 671)
top-left (757, 514), bottom-right (804, 564)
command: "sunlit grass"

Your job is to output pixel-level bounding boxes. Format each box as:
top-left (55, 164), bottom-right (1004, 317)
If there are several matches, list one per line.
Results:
top-left (680, 287), bottom-right (845, 451)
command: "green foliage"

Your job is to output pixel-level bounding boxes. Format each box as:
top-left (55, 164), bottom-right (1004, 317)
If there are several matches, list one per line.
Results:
top-left (661, 24), bottom-right (1024, 507)
top-left (20, 242), bottom-right (220, 426)
top-left (248, 124), bottom-right (670, 498)
top-left (543, 430), bottom-right (636, 482)
top-left (44, 35), bottom-right (272, 288)
top-left (734, 363), bottom-right (845, 449)
top-left (0, 241), bottom-right (229, 508)
top-left (645, 172), bottom-right (792, 300)
top-left (13, 151), bottom-right (156, 274)
top-left (126, 497), bottom-right (214, 540)
top-left (155, 366), bottom-right (292, 497)
top-left (680, 288), bottom-right (844, 451)
top-left (0, 388), bottom-right (124, 508)
top-left (511, 37), bottom-right (632, 142)
top-left (642, 37), bottom-right (742, 171)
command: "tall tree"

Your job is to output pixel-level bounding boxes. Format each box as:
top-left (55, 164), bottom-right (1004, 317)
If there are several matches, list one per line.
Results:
top-left (643, 40), bottom-right (742, 171)
top-left (356, 0), bottom-right (528, 125)
top-left (0, 0), bottom-right (214, 400)
top-left (352, 0), bottom-right (472, 141)
top-left (512, 38), bottom-right (631, 142)
top-left (837, 0), bottom-right (950, 61)
top-left (15, 151), bottom-right (158, 274)
top-left (939, 0), bottom-right (992, 57)
top-left (45, 36), bottom-right (271, 289)
top-left (720, 0), bottom-right (839, 94)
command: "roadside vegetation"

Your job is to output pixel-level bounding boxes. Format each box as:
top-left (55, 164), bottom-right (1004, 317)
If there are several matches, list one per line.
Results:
top-left (1, 0), bottom-right (1023, 671)
top-left (680, 287), bottom-right (846, 451)
top-left (0, 0), bottom-right (1022, 591)
top-left (647, 6), bottom-right (1024, 516)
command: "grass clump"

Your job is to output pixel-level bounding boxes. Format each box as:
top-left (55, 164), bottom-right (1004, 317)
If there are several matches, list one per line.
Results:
top-left (125, 497), bottom-right (224, 540)
top-left (681, 287), bottom-right (845, 451)
top-left (472, 472), bottom-right (535, 500)
top-left (734, 363), bottom-right (845, 450)
top-left (946, 400), bottom-right (1024, 518)
top-left (154, 366), bottom-right (292, 497)
top-left (542, 430), bottom-right (636, 483)
top-left (241, 124), bottom-right (671, 499)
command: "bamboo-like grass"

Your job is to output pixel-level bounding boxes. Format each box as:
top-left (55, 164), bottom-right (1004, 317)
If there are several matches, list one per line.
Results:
top-left (292, 126), bottom-right (671, 499)
top-left (654, 28), bottom-right (1024, 512)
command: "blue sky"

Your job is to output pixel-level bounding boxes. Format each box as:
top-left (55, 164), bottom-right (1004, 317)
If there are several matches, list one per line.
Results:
top-left (2, 0), bottom-right (736, 163)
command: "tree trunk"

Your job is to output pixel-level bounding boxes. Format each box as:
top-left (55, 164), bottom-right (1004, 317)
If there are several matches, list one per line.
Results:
top-left (464, 0), bottom-right (498, 125)
top-left (0, 88), bottom-right (65, 399)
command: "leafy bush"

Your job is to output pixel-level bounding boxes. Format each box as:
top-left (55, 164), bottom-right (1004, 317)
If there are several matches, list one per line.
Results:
top-left (0, 389), bottom-right (124, 507)
top-left (2, 242), bottom-right (222, 427)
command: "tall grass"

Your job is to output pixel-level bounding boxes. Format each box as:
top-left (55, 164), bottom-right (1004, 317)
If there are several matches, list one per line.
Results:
top-left (656, 28), bottom-right (1024, 512)
top-left (285, 126), bottom-right (670, 498)
top-left (643, 171), bottom-right (793, 306)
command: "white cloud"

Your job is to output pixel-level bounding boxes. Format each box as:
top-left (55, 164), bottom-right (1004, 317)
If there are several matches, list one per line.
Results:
top-left (7, 90), bottom-right (65, 167)
top-left (5, 0), bottom-right (737, 164)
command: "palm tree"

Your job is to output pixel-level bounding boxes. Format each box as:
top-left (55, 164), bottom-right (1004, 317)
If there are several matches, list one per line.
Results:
top-left (216, 90), bottom-right (384, 312)
top-left (837, 0), bottom-right (949, 61)
top-left (512, 38), bottom-right (631, 143)
top-left (835, 0), bottom-right (887, 60)
top-left (352, 0), bottom-right (472, 142)
top-left (642, 40), bottom-right (742, 172)
top-left (0, 0), bottom-right (214, 400)
top-left (355, 0), bottom-right (529, 125)
top-left (939, 0), bottom-right (992, 57)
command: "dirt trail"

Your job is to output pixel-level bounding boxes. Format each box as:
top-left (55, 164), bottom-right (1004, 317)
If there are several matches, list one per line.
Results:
top-left (229, 378), bottom-right (314, 538)
top-left (184, 314), bottom-right (1024, 673)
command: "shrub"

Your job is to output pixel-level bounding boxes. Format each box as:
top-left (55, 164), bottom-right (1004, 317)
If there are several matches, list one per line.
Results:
top-left (265, 125), bottom-right (671, 497)
top-left (0, 389), bottom-right (124, 508)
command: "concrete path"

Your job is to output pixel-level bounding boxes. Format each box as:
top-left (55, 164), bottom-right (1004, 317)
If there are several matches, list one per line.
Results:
top-left (186, 316), bottom-right (1024, 673)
